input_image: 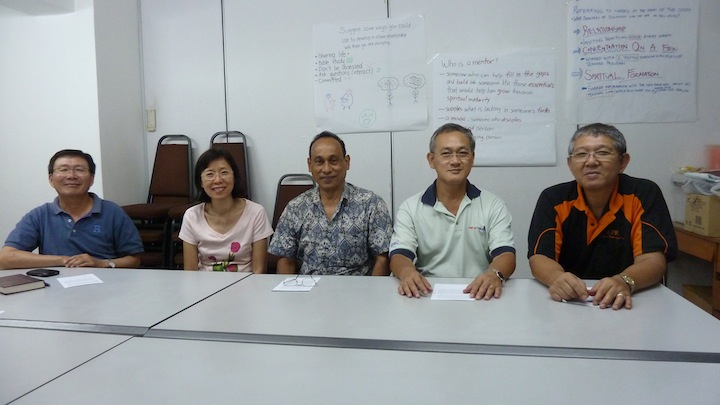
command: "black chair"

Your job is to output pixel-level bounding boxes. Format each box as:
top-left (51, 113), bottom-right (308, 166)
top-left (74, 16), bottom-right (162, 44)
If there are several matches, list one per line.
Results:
top-left (267, 173), bottom-right (315, 273)
top-left (123, 135), bottom-right (193, 268)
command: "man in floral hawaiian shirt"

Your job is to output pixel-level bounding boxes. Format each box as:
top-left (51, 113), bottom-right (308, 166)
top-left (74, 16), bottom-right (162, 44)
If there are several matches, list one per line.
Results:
top-left (268, 132), bottom-right (392, 276)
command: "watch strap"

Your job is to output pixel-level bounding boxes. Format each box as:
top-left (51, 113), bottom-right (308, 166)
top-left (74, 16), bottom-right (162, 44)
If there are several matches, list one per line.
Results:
top-left (618, 274), bottom-right (635, 293)
top-left (493, 269), bottom-right (506, 285)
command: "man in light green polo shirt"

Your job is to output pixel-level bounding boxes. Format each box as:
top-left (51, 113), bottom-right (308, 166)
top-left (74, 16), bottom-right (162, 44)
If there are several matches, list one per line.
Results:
top-left (389, 123), bottom-right (516, 299)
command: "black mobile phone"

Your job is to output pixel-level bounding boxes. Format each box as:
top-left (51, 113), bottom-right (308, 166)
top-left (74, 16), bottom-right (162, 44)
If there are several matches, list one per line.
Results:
top-left (26, 268), bottom-right (60, 277)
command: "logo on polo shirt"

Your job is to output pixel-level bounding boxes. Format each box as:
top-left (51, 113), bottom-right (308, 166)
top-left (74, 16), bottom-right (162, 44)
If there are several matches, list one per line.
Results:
top-left (603, 229), bottom-right (624, 241)
top-left (93, 225), bottom-right (101, 234)
top-left (467, 225), bottom-right (486, 232)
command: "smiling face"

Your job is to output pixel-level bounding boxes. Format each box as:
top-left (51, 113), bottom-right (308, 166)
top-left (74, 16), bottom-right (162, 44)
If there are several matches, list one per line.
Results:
top-left (48, 156), bottom-right (94, 198)
top-left (307, 136), bottom-right (350, 195)
top-left (567, 134), bottom-right (630, 193)
top-left (427, 130), bottom-right (475, 186)
top-left (200, 158), bottom-right (235, 202)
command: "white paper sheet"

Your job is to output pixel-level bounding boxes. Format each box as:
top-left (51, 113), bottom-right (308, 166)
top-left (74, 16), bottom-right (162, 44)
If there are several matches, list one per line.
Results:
top-left (430, 284), bottom-right (474, 301)
top-left (272, 277), bottom-right (321, 292)
top-left (57, 274), bottom-right (103, 288)
top-left (561, 296), bottom-right (596, 306)
top-left (561, 287), bottom-right (597, 306)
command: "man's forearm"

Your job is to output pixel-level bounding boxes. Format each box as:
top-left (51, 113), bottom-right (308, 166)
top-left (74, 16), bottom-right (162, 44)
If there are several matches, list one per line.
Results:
top-left (529, 254), bottom-right (565, 287)
top-left (111, 255), bottom-right (141, 268)
top-left (276, 257), bottom-right (297, 274)
top-left (618, 252), bottom-right (666, 292)
top-left (0, 247), bottom-right (65, 270)
top-left (371, 254), bottom-right (389, 276)
top-left (389, 254), bottom-right (418, 279)
top-left (488, 252), bottom-right (516, 280)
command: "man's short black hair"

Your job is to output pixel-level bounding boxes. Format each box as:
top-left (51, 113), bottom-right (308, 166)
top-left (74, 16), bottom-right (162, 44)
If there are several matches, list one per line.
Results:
top-left (48, 149), bottom-right (96, 175)
top-left (308, 131), bottom-right (347, 157)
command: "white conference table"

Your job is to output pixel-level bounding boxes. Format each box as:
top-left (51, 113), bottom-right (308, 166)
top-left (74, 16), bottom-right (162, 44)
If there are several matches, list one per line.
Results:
top-left (13, 336), bottom-right (720, 404)
top-left (0, 268), bottom-right (249, 335)
top-left (148, 274), bottom-right (720, 362)
top-left (0, 326), bottom-right (130, 404)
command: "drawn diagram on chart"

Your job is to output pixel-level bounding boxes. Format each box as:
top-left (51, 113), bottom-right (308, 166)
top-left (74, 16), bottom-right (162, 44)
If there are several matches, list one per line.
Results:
top-left (313, 15), bottom-right (427, 133)
top-left (340, 90), bottom-right (354, 110)
top-left (377, 77), bottom-right (399, 107)
top-left (324, 94), bottom-right (336, 112)
top-left (403, 73), bottom-right (426, 104)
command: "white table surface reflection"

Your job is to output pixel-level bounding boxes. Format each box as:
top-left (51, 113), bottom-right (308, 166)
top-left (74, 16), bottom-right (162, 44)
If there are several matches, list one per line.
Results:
top-left (0, 268), bottom-right (249, 334)
top-left (0, 326), bottom-right (129, 404)
top-left (148, 275), bottom-right (720, 361)
top-left (14, 337), bottom-right (720, 404)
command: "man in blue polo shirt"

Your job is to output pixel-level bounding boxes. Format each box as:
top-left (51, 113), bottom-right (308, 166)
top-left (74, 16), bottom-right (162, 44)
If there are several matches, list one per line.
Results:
top-left (390, 123), bottom-right (516, 299)
top-left (0, 149), bottom-right (143, 270)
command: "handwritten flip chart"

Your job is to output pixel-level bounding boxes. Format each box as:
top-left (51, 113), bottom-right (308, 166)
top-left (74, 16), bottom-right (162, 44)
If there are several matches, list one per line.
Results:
top-left (567, 0), bottom-right (699, 123)
top-left (433, 49), bottom-right (556, 166)
top-left (313, 15), bottom-right (427, 133)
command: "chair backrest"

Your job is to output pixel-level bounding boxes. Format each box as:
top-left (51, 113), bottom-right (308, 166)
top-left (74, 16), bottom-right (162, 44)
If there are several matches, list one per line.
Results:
top-left (272, 173), bottom-right (315, 229)
top-left (149, 134), bottom-right (193, 205)
top-left (210, 131), bottom-right (250, 199)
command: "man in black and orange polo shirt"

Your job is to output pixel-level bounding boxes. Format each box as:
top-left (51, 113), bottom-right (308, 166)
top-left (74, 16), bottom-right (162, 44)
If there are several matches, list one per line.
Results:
top-left (528, 123), bottom-right (677, 310)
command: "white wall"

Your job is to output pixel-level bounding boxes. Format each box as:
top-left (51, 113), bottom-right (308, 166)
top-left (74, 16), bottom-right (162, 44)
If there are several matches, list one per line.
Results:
top-left (94, 0), bottom-right (147, 206)
top-left (139, 0), bottom-right (226, 185)
top-left (0, 0), bottom-right (103, 241)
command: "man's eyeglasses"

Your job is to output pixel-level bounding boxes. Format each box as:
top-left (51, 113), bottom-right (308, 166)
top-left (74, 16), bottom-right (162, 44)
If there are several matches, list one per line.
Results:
top-left (201, 169), bottom-right (234, 182)
top-left (434, 150), bottom-right (472, 162)
top-left (53, 166), bottom-right (90, 176)
top-left (569, 150), bottom-right (618, 163)
top-left (282, 274), bottom-right (318, 287)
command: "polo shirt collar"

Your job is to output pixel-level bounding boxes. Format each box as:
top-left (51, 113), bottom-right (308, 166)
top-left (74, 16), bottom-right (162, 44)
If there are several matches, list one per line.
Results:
top-left (573, 180), bottom-right (622, 217)
top-left (420, 180), bottom-right (481, 206)
top-left (310, 182), bottom-right (352, 205)
top-left (52, 193), bottom-right (102, 216)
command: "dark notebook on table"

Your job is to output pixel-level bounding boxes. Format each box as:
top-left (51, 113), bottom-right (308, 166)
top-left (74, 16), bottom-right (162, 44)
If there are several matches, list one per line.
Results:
top-left (0, 274), bottom-right (46, 295)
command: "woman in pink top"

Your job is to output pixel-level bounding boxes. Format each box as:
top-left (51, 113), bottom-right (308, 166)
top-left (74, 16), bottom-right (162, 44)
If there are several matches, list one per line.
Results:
top-left (179, 149), bottom-right (272, 273)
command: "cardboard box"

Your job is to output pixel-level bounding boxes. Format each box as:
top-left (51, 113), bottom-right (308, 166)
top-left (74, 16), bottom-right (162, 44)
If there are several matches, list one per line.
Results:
top-left (684, 194), bottom-right (720, 237)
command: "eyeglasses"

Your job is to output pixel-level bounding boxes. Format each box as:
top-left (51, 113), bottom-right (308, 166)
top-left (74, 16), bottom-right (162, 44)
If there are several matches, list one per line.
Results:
top-left (201, 169), bottom-right (233, 181)
top-left (282, 274), bottom-right (318, 287)
top-left (433, 150), bottom-right (472, 162)
top-left (53, 166), bottom-right (90, 176)
top-left (569, 150), bottom-right (618, 163)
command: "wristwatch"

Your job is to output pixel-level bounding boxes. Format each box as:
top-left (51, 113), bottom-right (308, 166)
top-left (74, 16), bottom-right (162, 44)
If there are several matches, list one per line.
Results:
top-left (618, 274), bottom-right (635, 293)
top-left (493, 269), bottom-right (506, 285)
top-left (107, 259), bottom-right (116, 269)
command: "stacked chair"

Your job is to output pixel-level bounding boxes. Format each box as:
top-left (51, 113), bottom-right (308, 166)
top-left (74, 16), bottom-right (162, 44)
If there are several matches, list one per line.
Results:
top-left (266, 173), bottom-right (315, 273)
top-left (123, 135), bottom-right (193, 268)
